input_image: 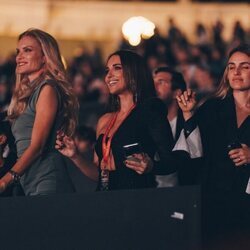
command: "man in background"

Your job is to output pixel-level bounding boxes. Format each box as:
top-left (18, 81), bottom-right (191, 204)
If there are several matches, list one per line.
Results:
top-left (153, 67), bottom-right (190, 187)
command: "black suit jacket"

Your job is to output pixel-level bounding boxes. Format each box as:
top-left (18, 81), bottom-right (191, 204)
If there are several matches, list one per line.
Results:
top-left (174, 109), bottom-right (203, 185)
top-left (195, 95), bottom-right (250, 195)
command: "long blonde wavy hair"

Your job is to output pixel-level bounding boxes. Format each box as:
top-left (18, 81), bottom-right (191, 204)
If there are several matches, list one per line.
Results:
top-left (8, 28), bottom-right (78, 136)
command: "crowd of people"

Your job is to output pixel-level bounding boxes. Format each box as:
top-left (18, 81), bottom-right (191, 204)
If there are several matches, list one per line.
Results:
top-left (0, 19), bottom-right (249, 247)
top-left (1, 19), bottom-right (249, 129)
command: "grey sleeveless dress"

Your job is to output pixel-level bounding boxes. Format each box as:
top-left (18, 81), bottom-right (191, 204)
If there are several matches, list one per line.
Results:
top-left (12, 80), bottom-right (75, 195)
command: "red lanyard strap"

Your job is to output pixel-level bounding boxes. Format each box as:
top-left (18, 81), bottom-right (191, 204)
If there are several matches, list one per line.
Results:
top-left (102, 104), bottom-right (136, 169)
top-left (102, 112), bottom-right (118, 164)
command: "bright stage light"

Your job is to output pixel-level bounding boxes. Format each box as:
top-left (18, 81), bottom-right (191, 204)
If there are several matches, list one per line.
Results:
top-left (122, 16), bottom-right (155, 46)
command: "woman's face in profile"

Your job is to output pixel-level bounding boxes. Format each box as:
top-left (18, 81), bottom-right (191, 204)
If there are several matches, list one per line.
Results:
top-left (105, 55), bottom-right (128, 95)
top-left (16, 35), bottom-right (45, 82)
top-left (227, 51), bottom-right (250, 91)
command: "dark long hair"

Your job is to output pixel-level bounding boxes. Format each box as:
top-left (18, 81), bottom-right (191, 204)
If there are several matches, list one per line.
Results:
top-left (106, 50), bottom-right (156, 111)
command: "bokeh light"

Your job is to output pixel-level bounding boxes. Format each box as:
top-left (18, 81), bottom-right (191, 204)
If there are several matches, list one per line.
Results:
top-left (122, 16), bottom-right (155, 46)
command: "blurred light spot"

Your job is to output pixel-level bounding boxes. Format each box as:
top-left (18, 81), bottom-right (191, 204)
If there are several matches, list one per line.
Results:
top-left (61, 55), bottom-right (67, 69)
top-left (122, 16), bottom-right (155, 46)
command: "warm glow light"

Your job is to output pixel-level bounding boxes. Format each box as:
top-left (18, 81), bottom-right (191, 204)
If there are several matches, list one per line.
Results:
top-left (128, 35), bottom-right (141, 46)
top-left (122, 16), bottom-right (155, 46)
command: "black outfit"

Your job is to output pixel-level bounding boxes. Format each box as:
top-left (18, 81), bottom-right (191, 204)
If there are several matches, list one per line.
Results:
top-left (174, 109), bottom-right (202, 186)
top-left (95, 98), bottom-right (179, 190)
top-left (189, 95), bottom-right (250, 194)
top-left (174, 109), bottom-right (185, 143)
top-left (173, 109), bottom-right (204, 186)
top-left (186, 95), bottom-right (250, 245)
top-left (78, 100), bottom-right (107, 128)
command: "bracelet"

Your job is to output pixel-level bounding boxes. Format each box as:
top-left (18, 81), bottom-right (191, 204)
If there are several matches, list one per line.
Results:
top-left (8, 169), bottom-right (21, 183)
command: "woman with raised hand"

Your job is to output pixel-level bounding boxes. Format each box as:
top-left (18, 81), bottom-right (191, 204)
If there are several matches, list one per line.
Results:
top-left (177, 44), bottom-right (250, 242)
top-left (0, 28), bottom-right (78, 195)
top-left (177, 44), bottom-right (250, 195)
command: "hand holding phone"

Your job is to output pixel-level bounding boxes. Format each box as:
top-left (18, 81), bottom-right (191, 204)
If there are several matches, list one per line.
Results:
top-left (227, 141), bottom-right (248, 167)
top-left (123, 143), bottom-right (142, 163)
top-left (123, 143), bottom-right (153, 174)
top-left (227, 142), bottom-right (242, 152)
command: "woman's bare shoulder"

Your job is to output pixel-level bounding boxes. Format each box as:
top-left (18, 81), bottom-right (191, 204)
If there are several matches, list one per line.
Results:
top-left (96, 112), bottom-right (114, 136)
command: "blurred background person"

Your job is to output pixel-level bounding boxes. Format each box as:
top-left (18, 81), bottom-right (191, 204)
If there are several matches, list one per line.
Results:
top-left (0, 74), bottom-right (12, 113)
top-left (195, 23), bottom-right (209, 47)
top-left (0, 119), bottom-right (20, 196)
top-left (74, 125), bottom-right (96, 161)
top-left (232, 20), bottom-right (246, 44)
top-left (78, 77), bottom-right (109, 130)
top-left (191, 64), bottom-right (217, 102)
top-left (153, 67), bottom-right (186, 187)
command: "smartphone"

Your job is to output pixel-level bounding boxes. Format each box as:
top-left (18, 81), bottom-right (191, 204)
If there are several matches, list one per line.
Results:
top-left (123, 143), bottom-right (142, 162)
top-left (227, 142), bottom-right (242, 152)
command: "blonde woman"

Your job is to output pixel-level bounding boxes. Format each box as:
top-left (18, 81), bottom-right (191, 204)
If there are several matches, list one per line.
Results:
top-left (0, 28), bottom-right (78, 195)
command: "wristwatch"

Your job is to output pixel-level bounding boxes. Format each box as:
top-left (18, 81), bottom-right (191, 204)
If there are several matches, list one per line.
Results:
top-left (8, 170), bottom-right (21, 183)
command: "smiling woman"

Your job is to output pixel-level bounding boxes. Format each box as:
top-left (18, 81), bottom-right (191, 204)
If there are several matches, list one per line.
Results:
top-left (56, 50), bottom-right (181, 191)
top-left (0, 28), bottom-right (78, 196)
top-left (15, 36), bottom-right (45, 81)
top-left (104, 55), bottom-right (127, 96)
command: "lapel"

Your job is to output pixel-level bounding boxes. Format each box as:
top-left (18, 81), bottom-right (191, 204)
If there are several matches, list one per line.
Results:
top-left (220, 95), bottom-right (250, 143)
top-left (238, 116), bottom-right (250, 141)
top-left (219, 95), bottom-right (239, 143)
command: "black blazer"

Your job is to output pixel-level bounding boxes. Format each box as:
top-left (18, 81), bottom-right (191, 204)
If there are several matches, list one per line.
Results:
top-left (195, 95), bottom-right (250, 194)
